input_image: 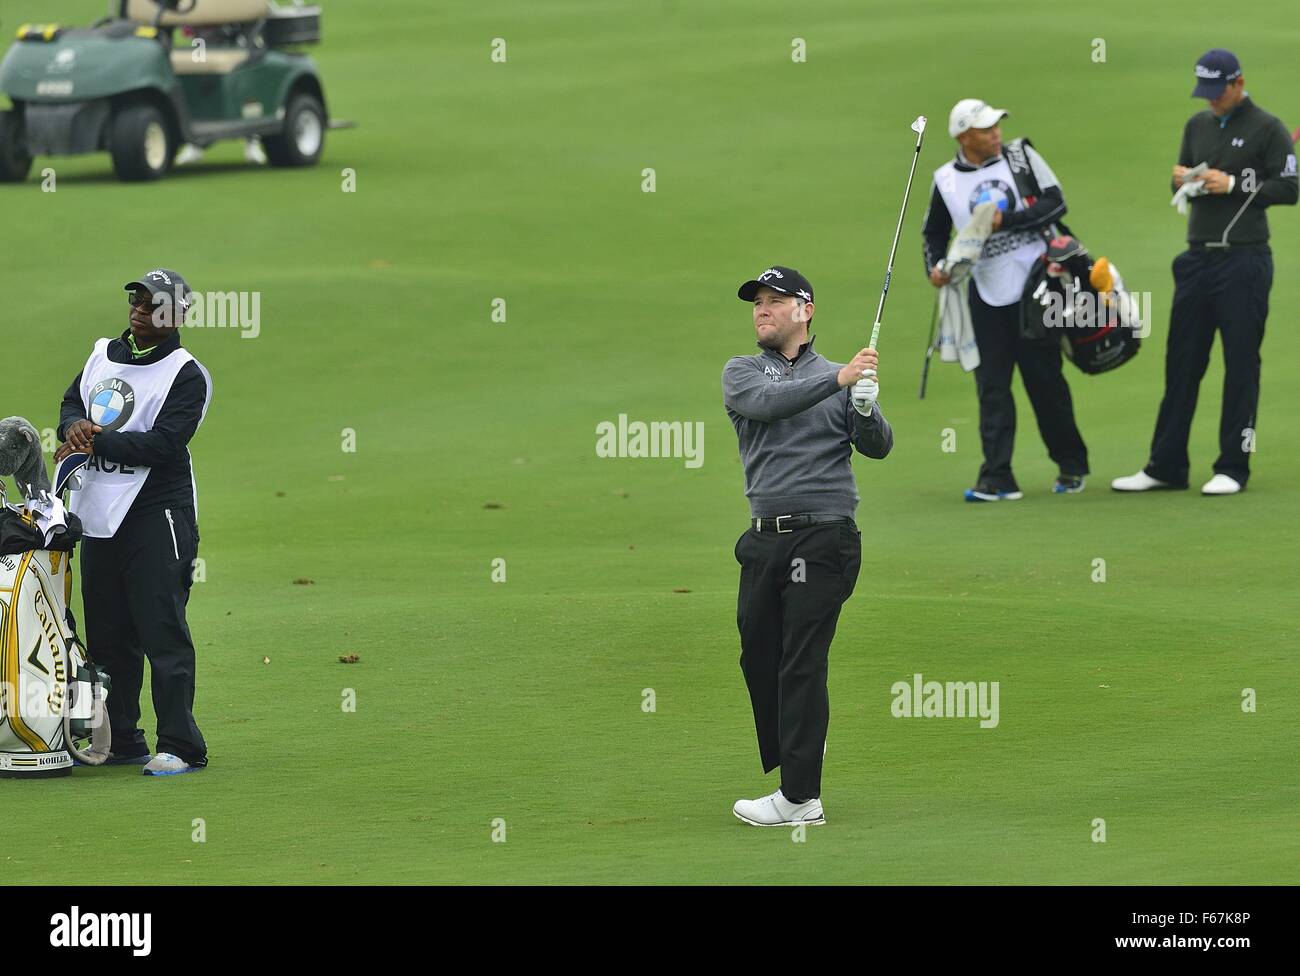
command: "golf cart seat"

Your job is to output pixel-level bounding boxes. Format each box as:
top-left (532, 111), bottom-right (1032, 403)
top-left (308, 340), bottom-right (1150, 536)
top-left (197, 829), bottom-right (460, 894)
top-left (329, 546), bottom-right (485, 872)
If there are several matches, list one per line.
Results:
top-left (125, 0), bottom-right (267, 25)
top-left (125, 2), bottom-right (266, 75)
top-left (169, 47), bottom-right (250, 74)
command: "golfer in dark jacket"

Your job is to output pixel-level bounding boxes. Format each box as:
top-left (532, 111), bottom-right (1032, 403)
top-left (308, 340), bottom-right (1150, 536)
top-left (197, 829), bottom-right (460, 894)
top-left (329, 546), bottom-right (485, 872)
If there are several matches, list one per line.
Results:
top-left (55, 269), bottom-right (213, 776)
top-left (723, 265), bottom-right (892, 827)
top-left (1113, 50), bottom-right (1297, 495)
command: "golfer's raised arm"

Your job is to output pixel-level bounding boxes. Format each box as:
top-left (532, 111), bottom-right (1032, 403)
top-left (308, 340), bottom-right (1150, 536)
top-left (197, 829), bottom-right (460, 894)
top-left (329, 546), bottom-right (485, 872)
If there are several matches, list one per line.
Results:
top-left (849, 398), bottom-right (893, 459)
top-left (722, 357), bottom-right (842, 423)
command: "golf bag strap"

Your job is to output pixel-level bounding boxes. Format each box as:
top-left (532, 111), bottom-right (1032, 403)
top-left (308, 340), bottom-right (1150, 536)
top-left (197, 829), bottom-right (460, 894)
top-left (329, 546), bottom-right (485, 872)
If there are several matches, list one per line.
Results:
top-left (1004, 137), bottom-right (1073, 240)
top-left (63, 662), bottom-right (111, 766)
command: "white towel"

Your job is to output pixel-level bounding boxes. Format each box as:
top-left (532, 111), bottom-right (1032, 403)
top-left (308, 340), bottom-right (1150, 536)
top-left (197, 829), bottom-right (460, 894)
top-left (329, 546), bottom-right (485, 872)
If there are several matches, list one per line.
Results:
top-left (1171, 162), bottom-right (1208, 215)
top-left (24, 491), bottom-right (69, 547)
top-left (937, 281), bottom-right (980, 371)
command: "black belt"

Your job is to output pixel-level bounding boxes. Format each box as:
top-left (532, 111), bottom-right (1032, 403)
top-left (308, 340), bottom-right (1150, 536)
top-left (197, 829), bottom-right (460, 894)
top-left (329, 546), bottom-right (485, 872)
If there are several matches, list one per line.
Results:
top-left (1187, 241), bottom-right (1270, 252)
top-left (751, 514), bottom-right (855, 534)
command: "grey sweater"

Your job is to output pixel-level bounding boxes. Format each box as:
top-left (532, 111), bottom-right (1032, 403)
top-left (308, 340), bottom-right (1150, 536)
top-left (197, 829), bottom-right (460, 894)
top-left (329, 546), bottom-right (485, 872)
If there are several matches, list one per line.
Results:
top-left (723, 338), bottom-right (893, 518)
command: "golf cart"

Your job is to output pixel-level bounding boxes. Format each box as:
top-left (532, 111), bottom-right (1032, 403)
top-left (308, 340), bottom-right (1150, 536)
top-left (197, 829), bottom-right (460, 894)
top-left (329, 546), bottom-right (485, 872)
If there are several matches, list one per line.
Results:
top-left (0, 0), bottom-right (350, 182)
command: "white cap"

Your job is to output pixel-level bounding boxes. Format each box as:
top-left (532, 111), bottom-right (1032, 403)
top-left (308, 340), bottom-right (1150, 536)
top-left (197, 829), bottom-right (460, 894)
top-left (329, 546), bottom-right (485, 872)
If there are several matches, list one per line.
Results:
top-left (948, 98), bottom-right (1008, 138)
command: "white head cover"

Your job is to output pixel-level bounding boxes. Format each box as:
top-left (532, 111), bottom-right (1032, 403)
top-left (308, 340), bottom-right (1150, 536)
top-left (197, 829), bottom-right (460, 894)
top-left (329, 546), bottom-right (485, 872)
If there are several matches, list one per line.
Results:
top-left (939, 200), bottom-right (999, 283)
top-left (948, 98), bottom-right (1008, 138)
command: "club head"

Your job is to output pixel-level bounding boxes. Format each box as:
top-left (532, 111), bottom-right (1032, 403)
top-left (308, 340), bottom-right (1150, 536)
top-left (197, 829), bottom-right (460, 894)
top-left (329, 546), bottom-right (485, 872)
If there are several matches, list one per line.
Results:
top-left (911, 115), bottom-right (927, 136)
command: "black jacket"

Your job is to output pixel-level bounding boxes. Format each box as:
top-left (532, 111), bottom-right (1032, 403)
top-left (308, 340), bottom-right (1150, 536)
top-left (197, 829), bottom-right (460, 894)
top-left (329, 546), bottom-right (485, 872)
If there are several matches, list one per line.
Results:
top-left (1175, 97), bottom-right (1298, 245)
top-left (57, 330), bottom-right (209, 522)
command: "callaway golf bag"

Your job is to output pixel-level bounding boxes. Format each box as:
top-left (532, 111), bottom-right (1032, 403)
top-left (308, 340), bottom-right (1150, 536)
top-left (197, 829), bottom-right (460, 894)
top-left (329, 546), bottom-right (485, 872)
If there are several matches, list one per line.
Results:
top-left (0, 416), bottom-right (111, 778)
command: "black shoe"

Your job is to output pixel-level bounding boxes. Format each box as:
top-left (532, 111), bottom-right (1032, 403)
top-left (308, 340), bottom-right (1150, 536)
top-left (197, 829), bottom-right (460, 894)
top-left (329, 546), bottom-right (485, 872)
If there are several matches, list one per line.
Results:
top-left (1053, 475), bottom-right (1086, 494)
top-left (964, 484), bottom-right (1024, 502)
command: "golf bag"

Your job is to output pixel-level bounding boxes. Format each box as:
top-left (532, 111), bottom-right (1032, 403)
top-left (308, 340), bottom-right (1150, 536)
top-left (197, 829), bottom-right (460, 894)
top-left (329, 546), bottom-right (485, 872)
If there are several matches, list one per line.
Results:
top-left (0, 417), bottom-right (110, 778)
top-left (1020, 235), bottom-right (1143, 375)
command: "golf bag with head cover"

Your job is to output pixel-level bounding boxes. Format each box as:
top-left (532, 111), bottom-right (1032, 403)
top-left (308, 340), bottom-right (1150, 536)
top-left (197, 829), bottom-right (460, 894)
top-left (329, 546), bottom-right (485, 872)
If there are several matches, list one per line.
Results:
top-left (1019, 236), bottom-right (1142, 374)
top-left (0, 417), bottom-right (111, 778)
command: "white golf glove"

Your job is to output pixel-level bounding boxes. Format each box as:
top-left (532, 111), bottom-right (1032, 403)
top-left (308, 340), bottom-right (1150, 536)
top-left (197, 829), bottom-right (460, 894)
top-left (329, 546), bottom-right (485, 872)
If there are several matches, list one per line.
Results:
top-left (851, 369), bottom-right (878, 416)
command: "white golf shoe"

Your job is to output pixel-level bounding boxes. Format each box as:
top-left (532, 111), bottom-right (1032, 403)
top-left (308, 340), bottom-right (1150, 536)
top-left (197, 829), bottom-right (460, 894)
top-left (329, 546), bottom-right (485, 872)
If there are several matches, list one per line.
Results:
top-left (244, 138), bottom-right (268, 165)
top-left (1110, 470), bottom-right (1174, 492)
top-left (174, 144), bottom-right (204, 166)
top-left (142, 753), bottom-right (203, 776)
top-left (1201, 474), bottom-right (1243, 495)
top-left (733, 789), bottom-right (824, 827)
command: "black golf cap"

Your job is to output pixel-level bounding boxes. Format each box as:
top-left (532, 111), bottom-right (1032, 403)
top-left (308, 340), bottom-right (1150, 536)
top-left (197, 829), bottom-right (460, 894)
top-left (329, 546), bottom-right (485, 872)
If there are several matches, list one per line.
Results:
top-left (1191, 49), bottom-right (1241, 99)
top-left (124, 268), bottom-right (193, 310)
top-left (737, 266), bottom-right (813, 304)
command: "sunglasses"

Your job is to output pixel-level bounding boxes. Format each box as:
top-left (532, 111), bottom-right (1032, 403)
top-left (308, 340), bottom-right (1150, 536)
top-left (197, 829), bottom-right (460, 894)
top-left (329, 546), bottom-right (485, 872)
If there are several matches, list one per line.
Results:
top-left (128, 292), bottom-right (156, 308)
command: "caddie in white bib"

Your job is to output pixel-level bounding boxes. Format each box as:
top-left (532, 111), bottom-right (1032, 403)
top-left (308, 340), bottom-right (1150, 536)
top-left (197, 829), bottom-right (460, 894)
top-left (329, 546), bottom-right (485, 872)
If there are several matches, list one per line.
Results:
top-left (919, 100), bottom-right (1091, 501)
top-left (53, 267), bottom-right (213, 774)
top-left (68, 337), bottom-right (211, 538)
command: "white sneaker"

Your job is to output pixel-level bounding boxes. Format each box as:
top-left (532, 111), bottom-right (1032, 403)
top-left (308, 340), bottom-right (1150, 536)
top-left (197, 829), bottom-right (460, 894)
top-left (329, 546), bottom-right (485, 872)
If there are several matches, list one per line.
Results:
top-left (1201, 474), bottom-right (1243, 495)
top-left (1110, 470), bottom-right (1172, 492)
top-left (244, 139), bottom-right (268, 165)
top-left (175, 144), bottom-right (204, 166)
top-left (142, 752), bottom-right (202, 776)
top-left (733, 788), bottom-right (824, 827)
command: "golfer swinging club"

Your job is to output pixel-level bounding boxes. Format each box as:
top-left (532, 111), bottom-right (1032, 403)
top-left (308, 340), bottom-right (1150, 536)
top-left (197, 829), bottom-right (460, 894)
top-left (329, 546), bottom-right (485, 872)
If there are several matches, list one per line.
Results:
top-left (54, 269), bottom-right (213, 776)
top-left (724, 266), bottom-right (893, 827)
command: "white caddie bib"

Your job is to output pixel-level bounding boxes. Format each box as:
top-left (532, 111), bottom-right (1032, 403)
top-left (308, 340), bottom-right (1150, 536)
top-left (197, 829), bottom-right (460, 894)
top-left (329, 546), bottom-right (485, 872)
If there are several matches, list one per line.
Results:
top-left (934, 155), bottom-right (1047, 306)
top-left (67, 338), bottom-right (212, 539)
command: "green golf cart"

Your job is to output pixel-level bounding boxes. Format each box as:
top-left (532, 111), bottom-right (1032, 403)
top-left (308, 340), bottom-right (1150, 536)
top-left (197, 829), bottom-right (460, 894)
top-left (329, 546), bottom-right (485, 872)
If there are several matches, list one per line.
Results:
top-left (0, 0), bottom-right (349, 182)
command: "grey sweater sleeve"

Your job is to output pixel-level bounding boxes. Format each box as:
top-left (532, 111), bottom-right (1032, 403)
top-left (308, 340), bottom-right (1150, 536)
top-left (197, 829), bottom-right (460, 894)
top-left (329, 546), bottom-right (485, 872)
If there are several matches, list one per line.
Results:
top-left (847, 396), bottom-right (894, 459)
top-left (722, 357), bottom-right (842, 422)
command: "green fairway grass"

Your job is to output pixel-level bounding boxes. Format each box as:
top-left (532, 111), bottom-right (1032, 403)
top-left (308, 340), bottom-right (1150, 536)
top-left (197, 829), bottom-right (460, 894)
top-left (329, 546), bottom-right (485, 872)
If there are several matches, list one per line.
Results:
top-left (2, 0), bottom-right (1296, 884)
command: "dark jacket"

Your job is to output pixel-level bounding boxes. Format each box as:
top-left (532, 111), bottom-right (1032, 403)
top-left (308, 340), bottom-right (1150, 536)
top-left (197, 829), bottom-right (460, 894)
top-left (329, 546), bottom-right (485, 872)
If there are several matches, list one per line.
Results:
top-left (1175, 97), bottom-right (1298, 246)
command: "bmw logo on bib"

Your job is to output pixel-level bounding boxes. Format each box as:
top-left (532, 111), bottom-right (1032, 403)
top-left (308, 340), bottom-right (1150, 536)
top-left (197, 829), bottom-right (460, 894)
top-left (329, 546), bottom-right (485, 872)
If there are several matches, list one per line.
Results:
top-left (88, 378), bottom-right (136, 431)
top-left (969, 179), bottom-right (1014, 214)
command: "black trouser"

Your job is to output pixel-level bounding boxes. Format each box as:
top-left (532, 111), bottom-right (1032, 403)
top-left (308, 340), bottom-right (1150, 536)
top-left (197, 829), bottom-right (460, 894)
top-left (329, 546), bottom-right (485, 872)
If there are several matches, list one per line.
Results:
top-left (734, 520), bottom-right (861, 801)
top-left (1146, 246), bottom-right (1272, 487)
top-left (969, 281), bottom-right (1089, 491)
top-left (79, 505), bottom-right (206, 765)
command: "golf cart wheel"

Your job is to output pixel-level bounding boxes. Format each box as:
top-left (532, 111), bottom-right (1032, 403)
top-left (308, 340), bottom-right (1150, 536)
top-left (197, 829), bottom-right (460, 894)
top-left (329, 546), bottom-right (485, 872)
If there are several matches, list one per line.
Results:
top-left (0, 110), bottom-right (33, 183)
top-left (109, 103), bottom-right (173, 182)
top-left (264, 93), bottom-right (325, 167)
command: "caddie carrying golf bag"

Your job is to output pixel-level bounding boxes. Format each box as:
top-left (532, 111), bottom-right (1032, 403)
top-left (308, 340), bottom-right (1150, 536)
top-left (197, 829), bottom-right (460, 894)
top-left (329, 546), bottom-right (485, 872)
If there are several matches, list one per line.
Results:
top-left (0, 416), bottom-right (111, 778)
top-left (1020, 234), bottom-right (1143, 375)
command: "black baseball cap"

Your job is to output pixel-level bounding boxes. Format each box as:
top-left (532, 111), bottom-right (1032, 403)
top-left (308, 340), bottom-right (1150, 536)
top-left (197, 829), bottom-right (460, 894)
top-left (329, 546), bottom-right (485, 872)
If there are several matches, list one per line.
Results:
top-left (1191, 49), bottom-right (1242, 99)
top-left (737, 265), bottom-right (813, 304)
top-left (124, 268), bottom-right (193, 310)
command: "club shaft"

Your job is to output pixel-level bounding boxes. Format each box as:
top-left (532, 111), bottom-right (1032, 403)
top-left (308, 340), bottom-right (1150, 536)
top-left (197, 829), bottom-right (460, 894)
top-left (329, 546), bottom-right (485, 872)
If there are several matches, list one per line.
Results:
top-left (870, 130), bottom-right (926, 349)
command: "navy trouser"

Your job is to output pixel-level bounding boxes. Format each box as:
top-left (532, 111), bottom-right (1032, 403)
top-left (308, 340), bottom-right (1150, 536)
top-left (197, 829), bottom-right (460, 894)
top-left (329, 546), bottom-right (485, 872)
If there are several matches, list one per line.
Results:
top-left (79, 505), bottom-right (207, 765)
top-left (734, 521), bottom-right (861, 801)
top-left (1146, 246), bottom-right (1272, 487)
top-left (969, 281), bottom-right (1090, 491)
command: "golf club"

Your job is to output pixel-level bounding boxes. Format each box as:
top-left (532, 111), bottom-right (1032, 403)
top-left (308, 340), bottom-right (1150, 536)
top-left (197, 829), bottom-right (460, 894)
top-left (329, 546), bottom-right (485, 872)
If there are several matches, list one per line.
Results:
top-left (869, 114), bottom-right (927, 352)
top-left (918, 292), bottom-right (940, 398)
